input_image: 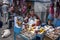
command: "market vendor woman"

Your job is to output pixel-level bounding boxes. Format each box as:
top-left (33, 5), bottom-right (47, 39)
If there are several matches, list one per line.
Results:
top-left (24, 9), bottom-right (40, 26)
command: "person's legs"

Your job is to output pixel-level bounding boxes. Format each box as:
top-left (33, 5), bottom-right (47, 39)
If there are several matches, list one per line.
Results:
top-left (5, 13), bottom-right (8, 23)
top-left (8, 20), bottom-right (13, 29)
top-left (3, 13), bottom-right (8, 24)
top-left (3, 13), bottom-right (6, 23)
top-left (0, 13), bottom-right (1, 21)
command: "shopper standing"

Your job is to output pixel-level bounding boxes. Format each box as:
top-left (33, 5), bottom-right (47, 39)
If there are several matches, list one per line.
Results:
top-left (21, 4), bottom-right (27, 17)
top-left (2, 0), bottom-right (9, 24)
top-left (8, 6), bottom-right (15, 29)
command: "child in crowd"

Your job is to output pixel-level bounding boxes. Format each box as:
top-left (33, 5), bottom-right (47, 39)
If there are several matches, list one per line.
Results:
top-left (14, 13), bottom-right (24, 40)
top-left (14, 11), bottom-right (24, 34)
top-left (14, 12), bottom-right (24, 40)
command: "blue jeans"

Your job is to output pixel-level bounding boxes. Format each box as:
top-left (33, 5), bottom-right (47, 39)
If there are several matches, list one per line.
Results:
top-left (14, 26), bottom-right (22, 40)
top-left (14, 26), bottom-right (22, 34)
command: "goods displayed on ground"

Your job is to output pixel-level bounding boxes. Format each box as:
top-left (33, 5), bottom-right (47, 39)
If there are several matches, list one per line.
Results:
top-left (18, 23), bottom-right (60, 40)
top-left (45, 27), bottom-right (60, 40)
top-left (20, 24), bottom-right (46, 40)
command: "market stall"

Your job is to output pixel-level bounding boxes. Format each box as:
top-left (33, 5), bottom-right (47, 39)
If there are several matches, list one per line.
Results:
top-left (13, 0), bottom-right (60, 40)
top-left (15, 25), bottom-right (46, 40)
top-left (14, 23), bottom-right (60, 40)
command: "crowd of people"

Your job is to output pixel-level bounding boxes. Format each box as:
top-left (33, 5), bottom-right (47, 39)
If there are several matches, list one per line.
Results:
top-left (0, 0), bottom-right (60, 40)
